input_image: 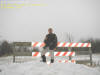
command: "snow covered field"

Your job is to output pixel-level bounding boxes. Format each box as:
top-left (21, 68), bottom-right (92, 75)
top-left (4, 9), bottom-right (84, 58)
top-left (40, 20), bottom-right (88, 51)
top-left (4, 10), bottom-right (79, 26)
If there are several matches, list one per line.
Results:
top-left (0, 54), bottom-right (100, 75)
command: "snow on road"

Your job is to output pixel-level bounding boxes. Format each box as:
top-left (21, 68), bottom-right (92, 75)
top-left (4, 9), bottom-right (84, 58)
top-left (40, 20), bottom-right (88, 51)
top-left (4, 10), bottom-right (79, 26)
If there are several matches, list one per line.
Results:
top-left (0, 58), bottom-right (100, 75)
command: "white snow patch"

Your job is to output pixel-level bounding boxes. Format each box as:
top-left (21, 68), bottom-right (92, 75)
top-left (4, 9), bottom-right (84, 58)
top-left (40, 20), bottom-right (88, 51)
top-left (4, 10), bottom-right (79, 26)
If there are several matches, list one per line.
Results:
top-left (0, 58), bottom-right (100, 75)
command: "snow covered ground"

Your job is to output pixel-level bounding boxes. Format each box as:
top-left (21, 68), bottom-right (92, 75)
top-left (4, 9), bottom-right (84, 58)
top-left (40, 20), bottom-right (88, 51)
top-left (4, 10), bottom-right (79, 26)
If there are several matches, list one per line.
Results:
top-left (0, 54), bottom-right (100, 75)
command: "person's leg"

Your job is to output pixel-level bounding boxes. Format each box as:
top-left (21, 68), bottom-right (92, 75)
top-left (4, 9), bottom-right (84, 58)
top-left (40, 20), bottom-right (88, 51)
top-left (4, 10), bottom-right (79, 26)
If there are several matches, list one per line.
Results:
top-left (49, 50), bottom-right (54, 63)
top-left (41, 47), bottom-right (48, 62)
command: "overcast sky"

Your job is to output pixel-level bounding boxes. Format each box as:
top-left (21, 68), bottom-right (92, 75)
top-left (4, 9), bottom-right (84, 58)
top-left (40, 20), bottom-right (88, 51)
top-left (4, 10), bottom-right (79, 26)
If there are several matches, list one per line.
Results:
top-left (0, 0), bottom-right (100, 42)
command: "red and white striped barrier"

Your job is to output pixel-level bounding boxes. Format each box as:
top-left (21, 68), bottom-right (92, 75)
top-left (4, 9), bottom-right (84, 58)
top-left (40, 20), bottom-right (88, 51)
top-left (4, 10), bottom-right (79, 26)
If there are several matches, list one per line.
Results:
top-left (32, 42), bottom-right (91, 47)
top-left (46, 60), bottom-right (76, 64)
top-left (32, 51), bottom-right (75, 57)
top-left (58, 60), bottom-right (76, 63)
top-left (31, 42), bottom-right (91, 64)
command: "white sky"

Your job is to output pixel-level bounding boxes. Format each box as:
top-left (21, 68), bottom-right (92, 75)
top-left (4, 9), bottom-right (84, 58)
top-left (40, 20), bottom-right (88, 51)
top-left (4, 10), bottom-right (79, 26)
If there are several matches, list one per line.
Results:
top-left (0, 0), bottom-right (100, 42)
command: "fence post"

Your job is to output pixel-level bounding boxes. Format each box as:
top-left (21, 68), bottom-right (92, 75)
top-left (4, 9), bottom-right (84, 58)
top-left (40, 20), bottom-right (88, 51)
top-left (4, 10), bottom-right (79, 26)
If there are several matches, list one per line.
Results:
top-left (13, 44), bottom-right (15, 63)
top-left (13, 55), bottom-right (15, 63)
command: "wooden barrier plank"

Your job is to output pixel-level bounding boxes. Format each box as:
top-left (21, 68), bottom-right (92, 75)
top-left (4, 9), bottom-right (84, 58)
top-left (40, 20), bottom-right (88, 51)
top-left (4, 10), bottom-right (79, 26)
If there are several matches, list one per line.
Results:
top-left (32, 42), bottom-right (91, 47)
top-left (32, 52), bottom-right (75, 57)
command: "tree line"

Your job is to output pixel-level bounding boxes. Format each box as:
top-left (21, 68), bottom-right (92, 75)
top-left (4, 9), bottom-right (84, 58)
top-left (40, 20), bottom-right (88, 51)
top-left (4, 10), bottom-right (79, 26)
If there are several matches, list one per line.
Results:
top-left (0, 38), bottom-right (100, 56)
top-left (0, 41), bottom-right (13, 56)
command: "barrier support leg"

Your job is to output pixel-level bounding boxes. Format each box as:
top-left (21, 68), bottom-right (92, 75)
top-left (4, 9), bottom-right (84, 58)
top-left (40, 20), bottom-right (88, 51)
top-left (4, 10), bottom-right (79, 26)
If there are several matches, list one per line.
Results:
top-left (68, 47), bottom-right (72, 60)
top-left (89, 47), bottom-right (92, 66)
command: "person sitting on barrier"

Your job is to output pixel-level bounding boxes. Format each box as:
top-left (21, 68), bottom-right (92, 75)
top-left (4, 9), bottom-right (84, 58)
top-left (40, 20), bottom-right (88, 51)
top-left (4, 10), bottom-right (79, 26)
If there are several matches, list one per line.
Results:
top-left (41, 28), bottom-right (58, 63)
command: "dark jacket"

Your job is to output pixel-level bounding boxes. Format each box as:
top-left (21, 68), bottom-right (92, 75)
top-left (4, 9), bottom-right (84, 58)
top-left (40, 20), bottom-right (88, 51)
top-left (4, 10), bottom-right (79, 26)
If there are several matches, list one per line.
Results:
top-left (44, 33), bottom-right (57, 50)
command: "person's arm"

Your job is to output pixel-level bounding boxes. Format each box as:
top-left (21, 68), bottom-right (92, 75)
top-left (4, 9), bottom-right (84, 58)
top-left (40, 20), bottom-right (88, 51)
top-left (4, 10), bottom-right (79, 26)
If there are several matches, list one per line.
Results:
top-left (52, 34), bottom-right (57, 50)
top-left (44, 35), bottom-right (48, 44)
top-left (43, 35), bottom-right (48, 49)
top-left (54, 34), bottom-right (58, 46)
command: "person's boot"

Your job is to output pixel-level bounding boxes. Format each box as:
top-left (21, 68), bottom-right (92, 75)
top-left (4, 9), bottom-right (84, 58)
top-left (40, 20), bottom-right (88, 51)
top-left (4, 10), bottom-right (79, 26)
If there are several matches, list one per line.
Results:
top-left (51, 59), bottom-right (54, 63)
top-left (41, 55), bottom-right (46, 62)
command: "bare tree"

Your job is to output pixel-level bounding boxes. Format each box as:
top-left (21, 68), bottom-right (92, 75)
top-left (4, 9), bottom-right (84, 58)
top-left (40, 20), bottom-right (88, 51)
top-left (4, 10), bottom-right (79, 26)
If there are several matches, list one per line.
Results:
top-left (64, 32), bottom-right (74, 60)
top-left (0, 41), bottom-right (13, 56)
top-left (65, 32), bottom-right (74, 42)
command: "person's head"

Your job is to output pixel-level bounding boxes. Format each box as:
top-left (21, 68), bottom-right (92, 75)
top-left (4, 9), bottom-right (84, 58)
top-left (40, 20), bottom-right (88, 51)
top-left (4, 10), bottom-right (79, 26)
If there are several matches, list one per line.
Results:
top-left (48, 28), bottom-right (53, 34)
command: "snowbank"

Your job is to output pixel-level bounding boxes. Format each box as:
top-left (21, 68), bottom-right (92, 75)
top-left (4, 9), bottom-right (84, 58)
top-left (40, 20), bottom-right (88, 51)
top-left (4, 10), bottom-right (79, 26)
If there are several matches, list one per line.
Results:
top-left (0, 58), bottom-right (100, 75)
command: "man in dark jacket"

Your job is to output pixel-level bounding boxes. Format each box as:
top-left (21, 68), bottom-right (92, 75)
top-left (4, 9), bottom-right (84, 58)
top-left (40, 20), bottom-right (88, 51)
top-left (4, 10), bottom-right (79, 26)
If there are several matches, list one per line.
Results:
top-left (41, 28), bottom-right (57, 63)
